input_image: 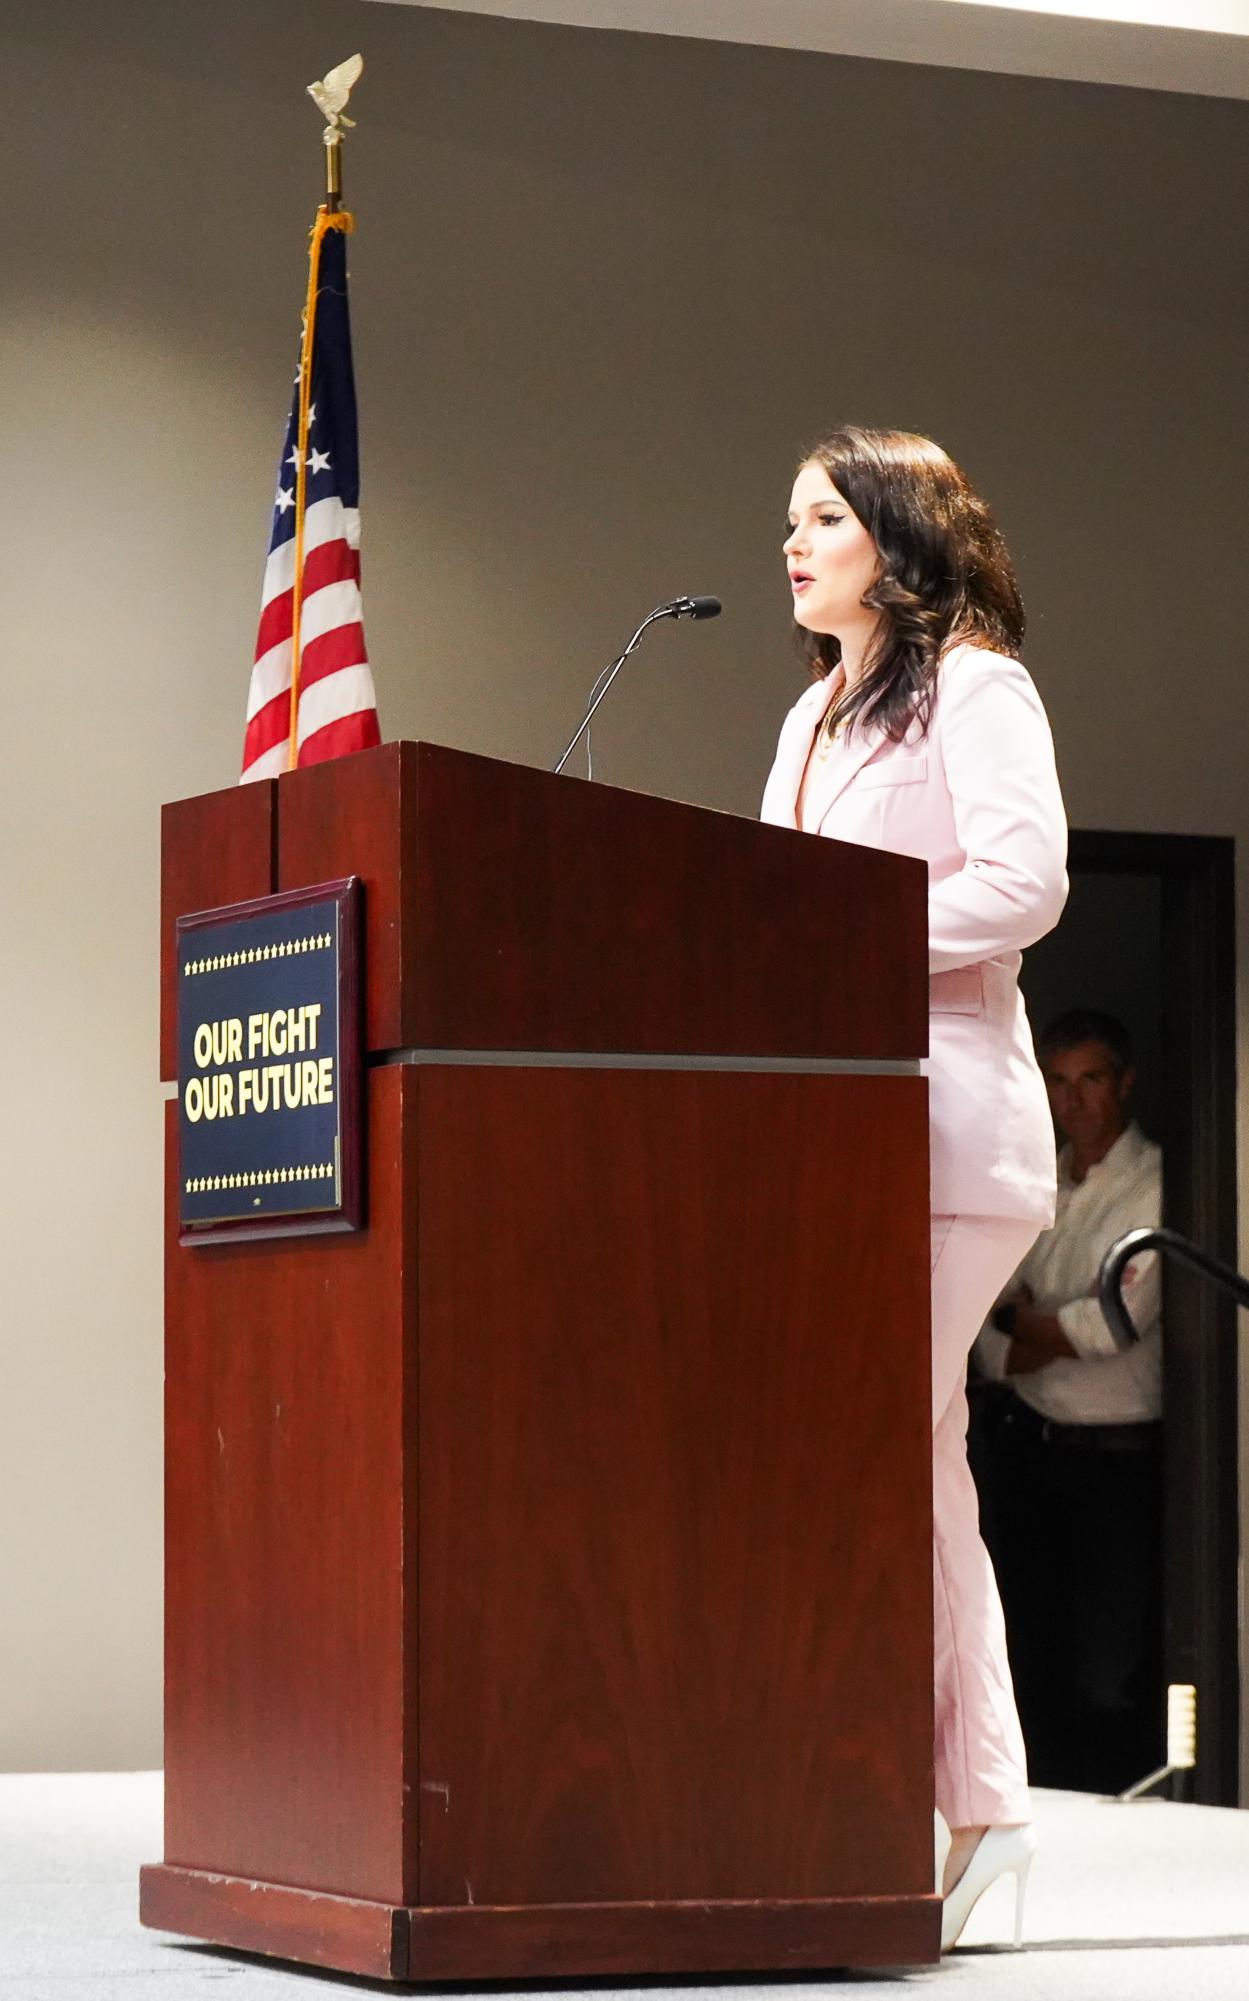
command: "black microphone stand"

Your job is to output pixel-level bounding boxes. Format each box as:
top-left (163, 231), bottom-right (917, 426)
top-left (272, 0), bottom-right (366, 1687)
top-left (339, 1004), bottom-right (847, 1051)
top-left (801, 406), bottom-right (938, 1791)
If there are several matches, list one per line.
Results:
top-left (553, 604), bottom-right (678, 776)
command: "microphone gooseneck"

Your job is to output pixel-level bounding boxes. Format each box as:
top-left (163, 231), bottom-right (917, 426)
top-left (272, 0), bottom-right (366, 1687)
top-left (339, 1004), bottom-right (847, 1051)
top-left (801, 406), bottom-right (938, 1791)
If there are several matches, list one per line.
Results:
top-left (552, 594), bottom-right (721, 777)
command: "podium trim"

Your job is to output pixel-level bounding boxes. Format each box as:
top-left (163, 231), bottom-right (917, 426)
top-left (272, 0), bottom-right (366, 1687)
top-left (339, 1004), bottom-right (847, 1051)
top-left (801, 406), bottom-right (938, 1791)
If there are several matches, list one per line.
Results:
top-left (141, 1863), bottom-right (940, 1980)
top-left (369, 1047), bottom-right (921, 1074)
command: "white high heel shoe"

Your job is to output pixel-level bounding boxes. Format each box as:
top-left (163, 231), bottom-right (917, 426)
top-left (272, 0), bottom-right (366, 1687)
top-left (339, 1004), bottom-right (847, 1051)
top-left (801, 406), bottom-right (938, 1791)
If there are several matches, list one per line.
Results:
top-left (941, 1823), bottom-right (1036, 1951)
top-left (934, 1811), bottom-right (952, 1894)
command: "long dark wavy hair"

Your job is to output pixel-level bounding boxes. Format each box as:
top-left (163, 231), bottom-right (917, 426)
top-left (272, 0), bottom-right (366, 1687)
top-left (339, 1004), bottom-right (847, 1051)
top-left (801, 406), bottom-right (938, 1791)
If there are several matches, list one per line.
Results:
top-left (796, 426), bottom-right (1025, 742)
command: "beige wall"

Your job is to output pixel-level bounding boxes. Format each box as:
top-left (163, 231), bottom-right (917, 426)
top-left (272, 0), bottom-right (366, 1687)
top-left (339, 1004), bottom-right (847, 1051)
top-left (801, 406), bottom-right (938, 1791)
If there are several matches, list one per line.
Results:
top-left (3, 1), bottom-right (1246, 1779)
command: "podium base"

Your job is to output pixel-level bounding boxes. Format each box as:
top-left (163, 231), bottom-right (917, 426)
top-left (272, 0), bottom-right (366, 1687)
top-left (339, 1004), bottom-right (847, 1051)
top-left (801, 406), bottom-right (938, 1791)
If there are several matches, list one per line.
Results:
top-left (140, 1864), bottom-right (940, 1980)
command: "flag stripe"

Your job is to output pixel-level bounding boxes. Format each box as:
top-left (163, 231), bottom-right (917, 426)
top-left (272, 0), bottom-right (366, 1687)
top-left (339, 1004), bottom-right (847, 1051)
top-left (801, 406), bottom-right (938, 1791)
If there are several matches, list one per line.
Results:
top-left (300, 577), bottom-right (363, 650)
top-left (245, 586), bottom-right (365, 723)
top-left (296, 664), bottom-right (379, 746)
top-left (239, 737), bottom-right (290, 786)
top-left (253, 542), bottom-right (360, 661)
top-left (258, 498), bottom-right (360, 612)
top-left (246, 638), bottom-right (293, 723)
top-left (242, 687), bottom-right (293, 770)
top-left (298, 621), bottom-right (368, 694)
top-left (298, 708), bottom-right (383, 768)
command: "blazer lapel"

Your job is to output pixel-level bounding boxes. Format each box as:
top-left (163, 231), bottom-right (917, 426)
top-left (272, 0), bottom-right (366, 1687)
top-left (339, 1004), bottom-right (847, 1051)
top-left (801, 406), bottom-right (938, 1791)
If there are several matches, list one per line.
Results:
top-left (812, 714), bottom-right (890, 834)
top-left (760, 674), bottom-right (839, 828)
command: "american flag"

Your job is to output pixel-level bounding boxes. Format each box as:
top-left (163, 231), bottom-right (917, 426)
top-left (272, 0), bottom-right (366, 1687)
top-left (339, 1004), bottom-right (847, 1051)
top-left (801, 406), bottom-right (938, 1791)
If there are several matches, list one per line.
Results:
top-left (241, 215), bottom-right (380, 781)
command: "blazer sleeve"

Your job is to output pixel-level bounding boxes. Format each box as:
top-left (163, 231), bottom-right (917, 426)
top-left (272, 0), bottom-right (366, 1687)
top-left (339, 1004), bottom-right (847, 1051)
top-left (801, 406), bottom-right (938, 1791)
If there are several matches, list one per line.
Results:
top-left (928, 650), bottom-right (1068, 974)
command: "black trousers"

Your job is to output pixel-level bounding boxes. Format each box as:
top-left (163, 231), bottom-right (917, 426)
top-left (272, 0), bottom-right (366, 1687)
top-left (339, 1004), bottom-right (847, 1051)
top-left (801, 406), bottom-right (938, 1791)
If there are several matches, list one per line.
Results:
top-left (969, 1386), bottom-right (1165, 1796)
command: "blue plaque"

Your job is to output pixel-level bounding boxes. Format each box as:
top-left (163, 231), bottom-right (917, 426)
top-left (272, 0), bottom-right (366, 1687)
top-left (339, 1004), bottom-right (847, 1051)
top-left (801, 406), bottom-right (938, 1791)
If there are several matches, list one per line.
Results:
top-left (175, 878), bottom-right (362, 1242)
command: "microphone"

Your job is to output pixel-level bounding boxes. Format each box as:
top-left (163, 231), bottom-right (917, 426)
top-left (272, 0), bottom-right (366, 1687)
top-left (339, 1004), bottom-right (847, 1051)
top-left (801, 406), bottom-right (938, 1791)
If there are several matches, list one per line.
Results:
top-left (666, 595), bottom-right (722, 621)
top-left (553, 595), bottom-right (722, 776)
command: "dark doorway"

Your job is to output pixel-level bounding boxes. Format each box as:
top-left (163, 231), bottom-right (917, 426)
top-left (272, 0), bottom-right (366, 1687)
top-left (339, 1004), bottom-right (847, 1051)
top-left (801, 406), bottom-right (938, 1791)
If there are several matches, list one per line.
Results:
top-left (1013, 831), bottom-right (1239, 1806)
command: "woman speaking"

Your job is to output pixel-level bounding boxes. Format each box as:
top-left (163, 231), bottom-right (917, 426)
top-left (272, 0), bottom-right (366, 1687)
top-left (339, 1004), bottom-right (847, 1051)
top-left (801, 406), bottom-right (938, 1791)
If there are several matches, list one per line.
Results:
top-left (761, 427), bottom-right (1067, 1950)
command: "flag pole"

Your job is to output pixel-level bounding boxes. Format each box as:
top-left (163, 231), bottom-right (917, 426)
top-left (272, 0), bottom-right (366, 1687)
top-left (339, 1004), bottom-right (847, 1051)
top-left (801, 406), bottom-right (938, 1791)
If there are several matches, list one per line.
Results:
top-left (287, 56), bottom-right (363, 772)
top-left (325, 131), bottom-right (343, 215)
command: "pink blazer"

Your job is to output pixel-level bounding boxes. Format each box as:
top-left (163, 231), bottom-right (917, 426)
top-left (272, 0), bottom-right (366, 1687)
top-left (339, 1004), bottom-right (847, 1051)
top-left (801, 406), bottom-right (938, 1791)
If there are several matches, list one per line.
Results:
top-left (761, 643), bottom-right (1068, 1224)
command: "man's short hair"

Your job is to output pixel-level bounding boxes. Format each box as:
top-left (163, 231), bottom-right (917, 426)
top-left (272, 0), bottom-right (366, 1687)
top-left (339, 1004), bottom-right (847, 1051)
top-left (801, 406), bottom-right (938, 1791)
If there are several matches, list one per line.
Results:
top-left (1037, 1009), bottom-right (1134, 1076)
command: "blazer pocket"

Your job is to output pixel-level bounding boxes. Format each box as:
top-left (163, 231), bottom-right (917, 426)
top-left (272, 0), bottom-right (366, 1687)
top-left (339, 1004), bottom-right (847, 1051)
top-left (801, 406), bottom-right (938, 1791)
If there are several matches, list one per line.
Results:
top-left (856, 753), bottom-right (929, 789)
top-left (930, 966), bottom-right (984, 1016)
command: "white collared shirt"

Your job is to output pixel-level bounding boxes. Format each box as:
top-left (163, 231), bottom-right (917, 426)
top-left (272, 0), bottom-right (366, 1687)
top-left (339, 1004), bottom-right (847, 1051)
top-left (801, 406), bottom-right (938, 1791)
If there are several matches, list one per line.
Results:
top-left (974, 1121), bottom-right (1162, 1423)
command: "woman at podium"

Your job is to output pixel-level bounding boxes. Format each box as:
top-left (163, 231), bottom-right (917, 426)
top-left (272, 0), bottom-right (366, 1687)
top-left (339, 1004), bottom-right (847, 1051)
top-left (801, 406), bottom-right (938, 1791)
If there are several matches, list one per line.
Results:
top-left (762, 426), bottom-right (1067, 1950)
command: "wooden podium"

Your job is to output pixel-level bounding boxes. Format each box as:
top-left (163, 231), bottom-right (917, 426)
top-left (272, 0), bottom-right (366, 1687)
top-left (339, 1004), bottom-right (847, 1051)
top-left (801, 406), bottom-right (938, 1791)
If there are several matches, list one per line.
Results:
top-left (140, 741), bottom-right (938, 1979)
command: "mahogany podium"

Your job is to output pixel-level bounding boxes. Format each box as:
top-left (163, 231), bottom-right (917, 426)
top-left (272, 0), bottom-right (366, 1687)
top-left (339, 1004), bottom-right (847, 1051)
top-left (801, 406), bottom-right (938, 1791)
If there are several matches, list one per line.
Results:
top-left (140, 741), bottom-right (938, 1979)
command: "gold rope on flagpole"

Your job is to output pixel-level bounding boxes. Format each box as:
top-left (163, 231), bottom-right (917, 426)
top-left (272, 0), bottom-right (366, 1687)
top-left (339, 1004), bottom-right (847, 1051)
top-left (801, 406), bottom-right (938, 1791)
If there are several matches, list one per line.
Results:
top-left (288, 54), bottom-right (363, 773)
top-left (286, 209), bottom-right (353, 772)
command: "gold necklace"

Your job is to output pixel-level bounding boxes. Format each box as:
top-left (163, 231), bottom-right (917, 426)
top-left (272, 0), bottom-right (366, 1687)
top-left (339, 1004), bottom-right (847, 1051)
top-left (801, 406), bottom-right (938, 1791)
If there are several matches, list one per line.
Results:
top-left (815, 704), bottom-right (842, 758)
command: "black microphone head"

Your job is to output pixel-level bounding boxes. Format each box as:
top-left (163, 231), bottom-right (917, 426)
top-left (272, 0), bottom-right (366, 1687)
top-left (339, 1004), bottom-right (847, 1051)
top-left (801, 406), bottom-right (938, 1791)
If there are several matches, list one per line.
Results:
top-left (668, 594), bottom-right (722, 621)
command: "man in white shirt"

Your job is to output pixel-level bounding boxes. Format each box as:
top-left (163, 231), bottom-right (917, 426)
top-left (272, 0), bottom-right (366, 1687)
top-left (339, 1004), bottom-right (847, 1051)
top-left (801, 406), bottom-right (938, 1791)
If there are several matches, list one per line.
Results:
top-left (970, 1010), bottom-right (1163, 1795)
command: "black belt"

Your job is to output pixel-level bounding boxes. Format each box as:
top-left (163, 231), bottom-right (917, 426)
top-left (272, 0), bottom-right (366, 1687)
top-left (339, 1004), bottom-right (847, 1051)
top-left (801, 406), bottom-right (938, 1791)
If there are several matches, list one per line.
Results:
top-left (993, 1392), bottom-right (1161, 1454)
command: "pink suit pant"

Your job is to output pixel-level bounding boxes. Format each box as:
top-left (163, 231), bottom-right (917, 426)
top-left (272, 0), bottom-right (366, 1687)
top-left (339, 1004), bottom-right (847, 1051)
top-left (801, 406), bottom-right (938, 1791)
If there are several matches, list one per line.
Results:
top-left (931, 1212), bottom-right (1038, 1828)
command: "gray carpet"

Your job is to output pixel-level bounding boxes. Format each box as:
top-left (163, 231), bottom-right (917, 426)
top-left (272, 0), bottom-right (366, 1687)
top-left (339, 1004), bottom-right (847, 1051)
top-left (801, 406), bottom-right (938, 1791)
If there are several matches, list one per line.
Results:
top-left (3, 1772), bottom-right (1249, 1999)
